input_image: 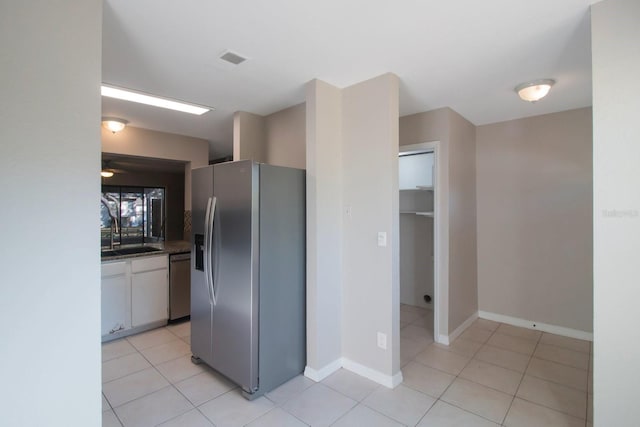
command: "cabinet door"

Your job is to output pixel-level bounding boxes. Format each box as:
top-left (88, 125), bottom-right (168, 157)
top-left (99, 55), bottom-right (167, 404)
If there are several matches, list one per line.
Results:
top-left (131, 269), bottom-right (168, 327)
top-left (101, 274), bottom-right (130, 336)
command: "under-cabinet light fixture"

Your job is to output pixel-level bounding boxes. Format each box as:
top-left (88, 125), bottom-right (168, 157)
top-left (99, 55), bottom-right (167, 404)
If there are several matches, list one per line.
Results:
top-left (515, 79), bottom-right (555, 102)
top-left (100, 170), bottom-right (114, 178)
top-left (101, 84), bottom-right (211, 115)
top-left (102, 117), bottom-right (128, 133)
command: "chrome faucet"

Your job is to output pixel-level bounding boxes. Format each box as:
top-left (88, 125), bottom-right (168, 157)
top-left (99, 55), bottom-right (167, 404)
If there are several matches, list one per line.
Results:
top-left (109, 219), bottom-right (119, 249)
top-left (101, 196), bottom-right (119, 250)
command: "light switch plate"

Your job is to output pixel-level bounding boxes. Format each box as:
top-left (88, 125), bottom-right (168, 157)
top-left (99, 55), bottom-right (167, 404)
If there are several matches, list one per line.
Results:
top-left (377, 231), bottom-right (387, 247)
top-left (377, 332), bottom-right (387, 350)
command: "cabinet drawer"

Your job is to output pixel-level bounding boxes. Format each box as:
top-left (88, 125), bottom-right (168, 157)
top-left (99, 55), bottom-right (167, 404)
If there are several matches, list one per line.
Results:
top-left (101, 261), bottom-right (127, 277)
top-left (131, 255), bottom-right (167, 273)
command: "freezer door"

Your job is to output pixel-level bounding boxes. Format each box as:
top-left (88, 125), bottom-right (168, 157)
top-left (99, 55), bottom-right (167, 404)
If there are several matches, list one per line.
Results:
top-left (211, 160), bottom-right (259, 393)
top-left (190, 166), bottom-right (214, 365)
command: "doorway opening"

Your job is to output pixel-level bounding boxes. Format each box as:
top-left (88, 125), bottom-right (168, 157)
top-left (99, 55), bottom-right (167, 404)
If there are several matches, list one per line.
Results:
top-left (398, 141), bottom-right (449, 370)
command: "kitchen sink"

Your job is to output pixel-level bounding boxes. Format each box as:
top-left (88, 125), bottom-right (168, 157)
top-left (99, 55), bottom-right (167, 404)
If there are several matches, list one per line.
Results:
top-left (101, 246), bottom-right (163, 257)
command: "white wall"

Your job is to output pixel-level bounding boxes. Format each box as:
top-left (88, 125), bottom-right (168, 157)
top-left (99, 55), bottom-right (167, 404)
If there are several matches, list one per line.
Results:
top-left (305, 80), bottom-right (343, 377)
top-left (592, 0), bottom-right (640, 424)
top-left (0, 1), bottom-right (102, 425)
top-left (305, 74), bottom-right (401, 385)
top-left (341, 74), bottom-right (401, 379)
top-left (476, 108), bottom-right (593, 334)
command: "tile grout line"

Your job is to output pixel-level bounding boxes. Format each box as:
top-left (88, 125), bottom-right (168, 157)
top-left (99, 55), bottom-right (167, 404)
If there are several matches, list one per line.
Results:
top-left (103, 332), bottom-right (198, 423)
top-left (530, 352), bottom-right (590, 371)
top-left (521, 364), bottom-right (589, 393)
top-left (537, 340), bottom-right (591, 355)
top-left (500, 330), bottom-right (543, 426)
top-left (436, 321), bottom-right (506, 425)
top-left (324, 400), bottom-right (362, 427)
top-left (398, 306), bottom-right (444, 426)
top-left (471, 343), bottom-right (533, 375)
top-left (413, 319), bottom-right (502, 425)
top-left (496, 330), bottom-right (591, 422)
top-left (278, 403), bottom-right (313, 427)
top-left (585, 343), bottom-right (593, 427)
top-left (102, 390), bottom-right (125, 427)
top-left (452, 322), bottom-right (509, 426)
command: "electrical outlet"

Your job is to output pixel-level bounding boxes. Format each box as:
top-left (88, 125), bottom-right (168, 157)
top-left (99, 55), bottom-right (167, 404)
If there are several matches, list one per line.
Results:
top-left (377, 231), bottom-right (387, 247)
top-left (377, 332), bottom-right (387, 350)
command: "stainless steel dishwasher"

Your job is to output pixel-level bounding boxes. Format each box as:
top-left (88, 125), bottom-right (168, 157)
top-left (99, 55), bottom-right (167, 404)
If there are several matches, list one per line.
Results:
top-left (169, 252), bottom-right (191, 320)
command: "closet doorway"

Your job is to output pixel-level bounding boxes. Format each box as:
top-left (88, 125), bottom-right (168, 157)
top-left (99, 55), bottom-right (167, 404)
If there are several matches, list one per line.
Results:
top-left (399, 141), bottom-right (449, 355)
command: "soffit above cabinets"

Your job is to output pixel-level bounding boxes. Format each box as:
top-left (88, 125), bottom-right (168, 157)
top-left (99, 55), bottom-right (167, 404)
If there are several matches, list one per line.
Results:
top-left (102, 153), bottom-right (187, 174)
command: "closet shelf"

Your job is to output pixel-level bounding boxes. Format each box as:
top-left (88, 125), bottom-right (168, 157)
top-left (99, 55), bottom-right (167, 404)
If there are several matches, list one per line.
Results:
top-left (400, 211), bottom-right (434, 217)
top-left (399, 185), bottom-right (434, 191)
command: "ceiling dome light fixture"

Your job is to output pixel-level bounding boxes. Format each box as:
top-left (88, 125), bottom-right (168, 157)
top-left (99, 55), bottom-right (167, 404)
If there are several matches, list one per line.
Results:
top-left (515, 79), bottom-right (555, 102)
top-left (102, 117), bottom-right (128, 133)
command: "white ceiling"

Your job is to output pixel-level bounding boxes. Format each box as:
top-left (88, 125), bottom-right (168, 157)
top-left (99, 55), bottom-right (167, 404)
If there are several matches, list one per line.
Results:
top-left (102, 0), bottom-right (594, 158)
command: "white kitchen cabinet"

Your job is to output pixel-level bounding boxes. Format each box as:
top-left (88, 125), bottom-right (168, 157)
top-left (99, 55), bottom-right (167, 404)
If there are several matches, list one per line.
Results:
top-left (131, 256), bottom-right (169, 327)
top-left (101, 261), bottom-right (131, 336)
top-left (101, 254), bottom-right (168, 341)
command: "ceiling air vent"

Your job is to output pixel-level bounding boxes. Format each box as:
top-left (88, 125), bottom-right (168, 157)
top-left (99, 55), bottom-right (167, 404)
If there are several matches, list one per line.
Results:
top-left (219, 50), bottom-right (247, 65)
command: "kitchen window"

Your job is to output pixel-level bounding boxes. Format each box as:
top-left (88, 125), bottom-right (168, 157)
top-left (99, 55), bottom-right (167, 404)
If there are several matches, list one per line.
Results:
top-left (101, 186), bottom-right (165, 247)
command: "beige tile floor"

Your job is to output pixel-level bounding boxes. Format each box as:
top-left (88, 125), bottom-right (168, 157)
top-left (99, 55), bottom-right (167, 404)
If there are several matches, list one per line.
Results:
top-left (102, 306), bottom-right (593, 426)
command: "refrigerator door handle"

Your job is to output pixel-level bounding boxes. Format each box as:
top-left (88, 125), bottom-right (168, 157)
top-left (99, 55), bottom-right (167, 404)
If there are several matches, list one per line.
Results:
top-left (211, 197), bottom-right (221, 307)
top-left (203, 197), bottom-right (214, 304)
top-left (208, 196), bottom-right (217, 305)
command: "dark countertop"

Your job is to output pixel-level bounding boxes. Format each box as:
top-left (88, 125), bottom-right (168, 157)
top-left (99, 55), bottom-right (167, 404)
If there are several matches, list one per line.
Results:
top-left (101, 240), bottom-right (191, 262)
top-left (162, 240), bottom-right (191, 255)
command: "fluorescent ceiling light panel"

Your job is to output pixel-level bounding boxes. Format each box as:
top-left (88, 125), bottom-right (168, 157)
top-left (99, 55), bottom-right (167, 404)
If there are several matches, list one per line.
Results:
top-left (101, 85), bottom-right (211, 115)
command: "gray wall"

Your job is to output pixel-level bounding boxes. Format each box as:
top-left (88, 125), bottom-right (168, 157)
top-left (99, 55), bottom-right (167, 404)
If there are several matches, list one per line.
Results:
top-left (233, 111), bottom-right (265, 163)
top-left (265, 103), bottom-right (306, 169)
top-left (233, 104), bottom-right (306, 170)
top-left (104, 171), bottom-right (186, 241)
top-left (448, 111), bottom-right (478, 332)
top-left (0, 1), bottom-right (102, 424)
top-left (476, 108), bottom-right (593, 333)
top-left (592, 0), bottom-right (640, 423)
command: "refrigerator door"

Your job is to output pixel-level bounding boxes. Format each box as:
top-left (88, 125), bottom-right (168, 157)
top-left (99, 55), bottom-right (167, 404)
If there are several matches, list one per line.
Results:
top-left (190, 166), bottom-right (214, 366)
top-left (211, 160), bottom-right (260, 393)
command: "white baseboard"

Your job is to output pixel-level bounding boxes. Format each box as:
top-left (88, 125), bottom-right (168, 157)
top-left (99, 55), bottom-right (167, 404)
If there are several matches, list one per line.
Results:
top-left (342, 358), bottom-right (403, 389)
top-left (435, 311), bottom-right (478, 345)
top-left (304, 358), bottom-right (403, 389)
top-left (449, 311), bottom-right (479, 343)
top-left (436, 334), bottom-right (450, 345)
top-left (478, 310), bottom-right (593, 341)
top-left (304, 358), bottom-right (342, 382)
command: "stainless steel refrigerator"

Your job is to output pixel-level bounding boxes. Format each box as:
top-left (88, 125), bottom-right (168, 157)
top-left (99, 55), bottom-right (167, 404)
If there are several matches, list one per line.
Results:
top-left (190, 160), bottom-right (306, 399)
